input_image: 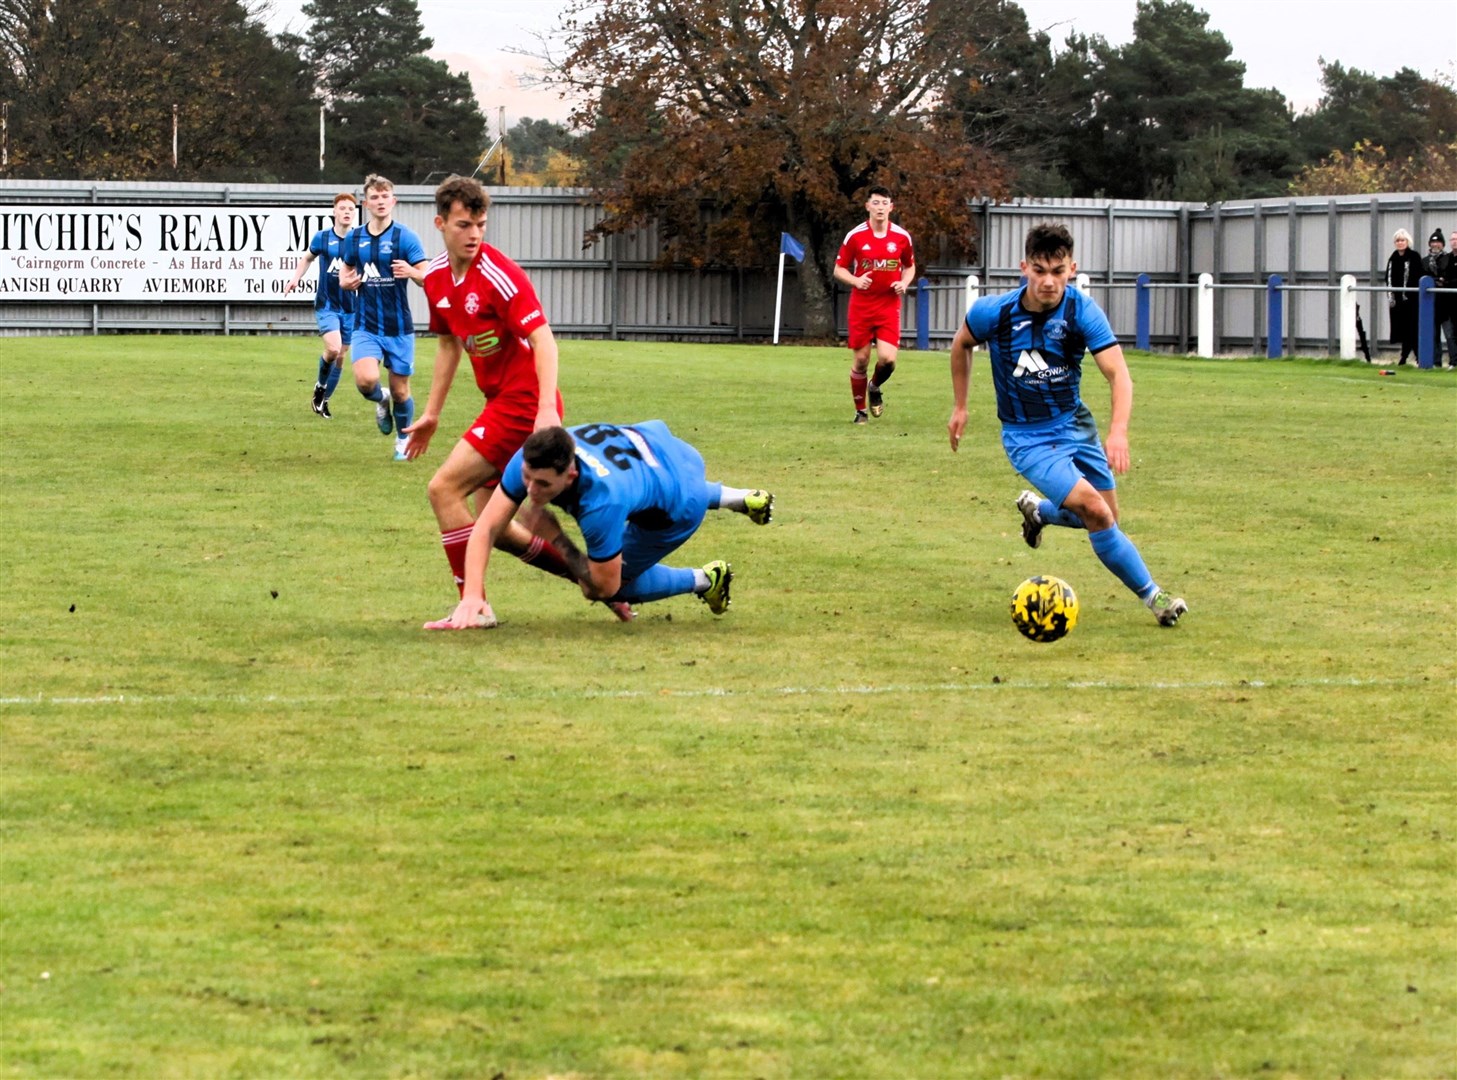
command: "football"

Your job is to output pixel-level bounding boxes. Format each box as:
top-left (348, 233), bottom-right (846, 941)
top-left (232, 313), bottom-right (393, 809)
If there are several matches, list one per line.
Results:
top-left (1010, 575), bottom-right (1079, 643)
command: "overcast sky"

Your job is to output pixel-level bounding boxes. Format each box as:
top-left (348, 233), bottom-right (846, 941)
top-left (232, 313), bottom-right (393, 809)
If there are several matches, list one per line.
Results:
top-left (260, 0), bottom-right (1456, 129)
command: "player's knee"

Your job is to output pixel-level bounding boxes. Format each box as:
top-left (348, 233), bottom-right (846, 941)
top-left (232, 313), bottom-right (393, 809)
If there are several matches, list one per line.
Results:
top-left (1080, 499), bottom-right (1116, 531)
top-left (426, 469), bottom-right (461, 509)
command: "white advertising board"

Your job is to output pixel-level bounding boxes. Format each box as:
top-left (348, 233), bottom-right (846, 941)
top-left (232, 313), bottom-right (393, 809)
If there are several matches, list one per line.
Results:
top-left (0, 205), bottom-right (342, 302)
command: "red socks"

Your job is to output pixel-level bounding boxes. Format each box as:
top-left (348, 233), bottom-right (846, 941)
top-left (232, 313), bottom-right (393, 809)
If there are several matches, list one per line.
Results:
top-left (442, 528), bottom-right (575, 598)
top-left (440, 525), bottom-right (473, 597)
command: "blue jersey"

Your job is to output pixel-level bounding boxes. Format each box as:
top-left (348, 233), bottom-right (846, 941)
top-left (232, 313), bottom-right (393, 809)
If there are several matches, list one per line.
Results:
top-left (500, 421), bottom-right (703, 563)
top-left (307, 227), bottom-right (356, 314)
top-left (343, 221), bottom-right (427, 336)
top-left (966, 285), bottom-right (1117, 426)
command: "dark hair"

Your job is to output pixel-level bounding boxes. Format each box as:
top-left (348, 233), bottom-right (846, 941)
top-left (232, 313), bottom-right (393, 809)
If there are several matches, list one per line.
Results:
top-left (867, 185), bottom-right (893, 200)
top-left (434, 174), bottom-right (491, 218)
top-left (522, 426), bottom-right (575, 473)
top-left (1025, 222), bottom-right (1075, 261)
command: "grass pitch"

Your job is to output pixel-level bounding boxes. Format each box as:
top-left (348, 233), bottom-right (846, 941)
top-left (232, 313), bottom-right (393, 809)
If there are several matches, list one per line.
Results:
top-left (2, 336), bottom-right (1453, 1078)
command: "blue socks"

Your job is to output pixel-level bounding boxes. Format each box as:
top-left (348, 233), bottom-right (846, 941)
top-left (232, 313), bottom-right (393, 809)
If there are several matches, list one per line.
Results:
top-left (393, 396), bottom-right (414, 436)
top-left (1039, 497), bottom-right (1086, 529)
top-left (1088, 525), bottom-right (1157, 601)
top-left (615, 565), bottom-right (696, 603)
top-left (361, 383), bottom-right (388, 403)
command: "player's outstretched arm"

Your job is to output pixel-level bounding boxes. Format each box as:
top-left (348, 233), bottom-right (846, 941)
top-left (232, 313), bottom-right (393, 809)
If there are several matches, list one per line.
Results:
top-left (403, 337), bottom-right (464, 459)
top-left (444, 486), bottom-right (520, 629)
top-left (284, 253), bottom-right (314, 295)
top-left (948, 321), bottom-right (977, 452)
top-left (578, 555), bottom-right (623, 602)
top-left (525, 325), bottom-right (561, 430)
top-left (1092, 343), bottom-right (1133, 474)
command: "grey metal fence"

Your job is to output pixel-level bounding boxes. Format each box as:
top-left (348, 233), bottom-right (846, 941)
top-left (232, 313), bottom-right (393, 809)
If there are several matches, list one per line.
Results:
top-left (3, 179), bottom-right (1454, 357)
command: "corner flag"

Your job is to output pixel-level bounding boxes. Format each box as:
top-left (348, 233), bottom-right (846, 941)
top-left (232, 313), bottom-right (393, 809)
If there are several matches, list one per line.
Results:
top-left (774, 233), bottom-right (807, 344)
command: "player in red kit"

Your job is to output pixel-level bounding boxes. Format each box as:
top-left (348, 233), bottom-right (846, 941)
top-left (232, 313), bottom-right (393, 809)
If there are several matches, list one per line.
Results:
top-left (402, 175), bottom-right (631, 627)
top-left (833, 186), bottom-right (916, 424)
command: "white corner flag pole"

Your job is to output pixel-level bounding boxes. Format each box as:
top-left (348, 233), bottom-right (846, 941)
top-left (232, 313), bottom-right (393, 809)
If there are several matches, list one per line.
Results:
top-left (773, 251), bottom-right (787, 345)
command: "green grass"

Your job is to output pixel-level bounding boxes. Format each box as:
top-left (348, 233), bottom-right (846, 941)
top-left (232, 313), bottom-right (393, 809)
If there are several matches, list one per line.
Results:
top-left (2, 336), bottom-right (1454, 1078)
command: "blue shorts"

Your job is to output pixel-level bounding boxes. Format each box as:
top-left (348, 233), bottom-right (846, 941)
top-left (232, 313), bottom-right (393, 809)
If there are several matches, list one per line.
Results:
top-left (1001, 404), bottom-right (1116, 508)
top-left (351, 329), bottom-right (416, 376)
top-left (314, 308), bottom-right (353, 344)
top-left (619, 424), bottom-right (710, 581)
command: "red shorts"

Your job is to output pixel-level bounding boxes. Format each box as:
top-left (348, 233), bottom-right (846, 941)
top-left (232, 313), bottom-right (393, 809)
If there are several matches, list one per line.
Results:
top-left (462, 388), bottom-right (565, 483)
top-left (847, 298), bottom-right (903, 351)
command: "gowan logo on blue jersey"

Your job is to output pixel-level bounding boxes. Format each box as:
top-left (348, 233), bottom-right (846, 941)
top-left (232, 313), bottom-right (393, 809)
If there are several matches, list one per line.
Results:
top-left (1012, 349), bottom-right (1071, 382)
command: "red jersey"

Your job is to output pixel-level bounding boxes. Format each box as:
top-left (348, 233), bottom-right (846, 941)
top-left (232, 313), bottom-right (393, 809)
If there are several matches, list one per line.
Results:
top-left (836, 221), bottom-right (915, 306)
top-left (423, 243), bottom-right (548, 399)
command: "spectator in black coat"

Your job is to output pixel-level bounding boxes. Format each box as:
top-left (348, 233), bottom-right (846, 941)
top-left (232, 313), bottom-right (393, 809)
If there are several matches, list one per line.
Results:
top-left (1421, 228), bottom-right (1456, 368)
top-left (1385, 228), bottom-right (1423, 364)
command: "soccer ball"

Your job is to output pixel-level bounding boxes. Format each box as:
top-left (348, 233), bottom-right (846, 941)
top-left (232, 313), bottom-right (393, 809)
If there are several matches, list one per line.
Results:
top-left (1010, 575), bottom-right (1079, 643)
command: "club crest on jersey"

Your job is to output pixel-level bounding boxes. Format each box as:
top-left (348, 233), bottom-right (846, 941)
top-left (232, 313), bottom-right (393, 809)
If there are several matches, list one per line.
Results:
top-left (380, 240), bottom-right (394, 255)
top-left (465, 292), bottom-right (480, 315)
top-left (1045, 319), bottom-right (1068, 342)
top-left (886, 242), bottom-right (898, 254)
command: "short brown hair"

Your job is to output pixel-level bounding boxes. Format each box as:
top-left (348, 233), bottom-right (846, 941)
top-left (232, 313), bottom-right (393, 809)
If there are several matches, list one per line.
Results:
top-left (1025, 222), bottom-right (1074, 262)
top-left (522, 426), bottom-right (575, 473)
top-left (362, 174), bottom-right (394, 194)
top-left (434, 174), bottom-right (490, 218)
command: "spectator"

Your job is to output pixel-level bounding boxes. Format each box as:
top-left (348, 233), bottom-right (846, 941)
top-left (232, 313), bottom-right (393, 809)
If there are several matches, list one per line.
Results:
top-left (1422, 229), bottom-right (1456, 368)
top-left (1447, 230), bottom-right (1457, 368)
top-left (1384, 228), bottom-right (1422, 365)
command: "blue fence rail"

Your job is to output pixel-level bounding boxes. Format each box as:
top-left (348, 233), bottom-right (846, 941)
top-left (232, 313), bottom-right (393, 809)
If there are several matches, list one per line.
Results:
top-left (916, 273), bottom-right (1455, 368)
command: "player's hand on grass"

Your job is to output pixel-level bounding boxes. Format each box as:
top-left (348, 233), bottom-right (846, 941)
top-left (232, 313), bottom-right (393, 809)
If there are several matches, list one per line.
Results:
top-left (423, 597), bottom-right (498, 631)
top-left (400, 413), bottom-right (437, 458)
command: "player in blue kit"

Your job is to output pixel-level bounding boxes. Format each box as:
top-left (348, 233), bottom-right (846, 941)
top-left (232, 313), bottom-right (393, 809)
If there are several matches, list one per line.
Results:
top-left (339, 174), bottom-right (430, 460)
top-left (284, 191), bottom-right (358, 419)
top-left (947, 222), bottom-right (1187, 628)
top-left (428, 421), bottom-right (774, 630)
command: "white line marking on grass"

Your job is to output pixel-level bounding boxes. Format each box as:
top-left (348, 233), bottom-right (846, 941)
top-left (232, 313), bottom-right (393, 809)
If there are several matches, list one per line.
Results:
top-left (0, 675), bottom-right (1446, 708)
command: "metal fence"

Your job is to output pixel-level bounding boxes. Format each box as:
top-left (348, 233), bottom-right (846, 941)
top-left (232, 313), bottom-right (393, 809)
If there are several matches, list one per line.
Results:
top-left (3, 179), bottom-right (1454, 357)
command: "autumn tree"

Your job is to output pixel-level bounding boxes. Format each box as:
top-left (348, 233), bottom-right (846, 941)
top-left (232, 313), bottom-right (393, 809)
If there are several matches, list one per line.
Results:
top-left (1289, 139), bottom-right (1457, 195)
top-left (507, 118), bottom-right (582, 176)
top-left (1294, 62), bottom-right (1457, 166)
top-left (1, 0), bottom-right (317, 180)
top-left (302, 0), bottom-right (486, 184)
top-left (551, 0), bottom-right (1009, 337)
